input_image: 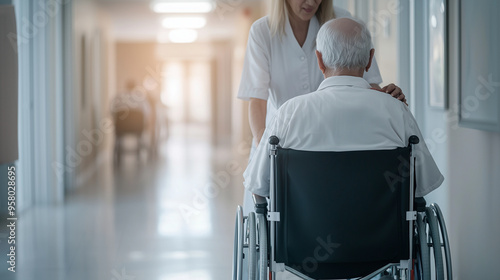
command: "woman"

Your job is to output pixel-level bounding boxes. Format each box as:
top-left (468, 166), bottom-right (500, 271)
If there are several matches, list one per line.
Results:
top-left (238, 0), bottom-right (405, 148)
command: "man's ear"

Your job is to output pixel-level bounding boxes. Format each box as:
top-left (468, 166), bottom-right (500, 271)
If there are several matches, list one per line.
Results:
top-left (316, 50), bottom-right (326, 74)
top-left (365, 49), bottom-right (375, 72)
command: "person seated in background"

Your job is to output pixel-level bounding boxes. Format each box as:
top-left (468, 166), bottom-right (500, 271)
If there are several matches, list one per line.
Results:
top-left (243, 17), bottom-right (444, 199)
top-left (110, 80), bottom-right (152, 161)
top-left (111, 79), bottom-right (151, 122)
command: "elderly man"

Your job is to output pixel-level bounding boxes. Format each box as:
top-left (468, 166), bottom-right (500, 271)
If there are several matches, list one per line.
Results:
top-left (243, 17), bottom-right (444, 202)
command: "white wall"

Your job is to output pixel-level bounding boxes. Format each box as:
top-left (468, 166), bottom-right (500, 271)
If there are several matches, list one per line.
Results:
top-left (447, 123), bottom-right (500, 279)
top-left (444, 0), bottom-right (500, 278)
top-left (71, 0), bottom-right (115, 190)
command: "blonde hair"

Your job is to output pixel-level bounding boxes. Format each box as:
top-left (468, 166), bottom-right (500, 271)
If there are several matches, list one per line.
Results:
top-left (269, 0), bottom-right (336, 37)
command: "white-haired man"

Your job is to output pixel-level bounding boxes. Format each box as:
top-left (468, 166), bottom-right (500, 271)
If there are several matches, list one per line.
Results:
top-left (243, 17), bottom-right (443, 202)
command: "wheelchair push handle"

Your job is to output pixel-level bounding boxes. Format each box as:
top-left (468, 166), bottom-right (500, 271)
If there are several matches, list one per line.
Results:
top-left (409, 135), bottom-right (419, 145)
top-left (253, 194), bottom-right (268, 214)
top-left (269, 136), bottom-right (280, 145)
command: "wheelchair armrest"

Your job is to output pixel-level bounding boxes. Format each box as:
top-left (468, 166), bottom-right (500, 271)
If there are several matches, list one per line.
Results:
top-left (415, 197), bottom-right (427, 212)
top-left (252, 194), bottom-right (268, 215)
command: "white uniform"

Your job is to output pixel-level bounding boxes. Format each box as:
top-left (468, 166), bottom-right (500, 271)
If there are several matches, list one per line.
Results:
top-left (244, 76), bottom-right (444, 199)
top-left (237, 7), bottom-right (383, 128)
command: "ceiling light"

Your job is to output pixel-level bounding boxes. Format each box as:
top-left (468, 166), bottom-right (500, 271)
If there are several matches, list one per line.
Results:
top-left (162, 17), bottom-right (207, 29)
top-left (168, 29), bottom-right (198, 43)
top-left (152, 1), bottom-right (214, 14)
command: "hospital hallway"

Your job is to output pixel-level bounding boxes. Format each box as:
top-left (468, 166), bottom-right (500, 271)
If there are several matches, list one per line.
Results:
top-left (1, 123), bottom-right (245, 280)
top-left (1, 0), bottom-right (500, 279)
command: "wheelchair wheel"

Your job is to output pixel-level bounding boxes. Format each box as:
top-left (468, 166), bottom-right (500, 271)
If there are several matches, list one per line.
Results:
top-left (426, 207), bottom-right (444, 280)
top-left (431, 204), bottom-right (453, 280)
top-left (248, 212), bottom-right (257, 280)
top-left (233, 206), bottom-right (244, 280)
top-left (257, 213), bottom-right (268, 280)
top-left (415, 212), bottom-right (431, 280)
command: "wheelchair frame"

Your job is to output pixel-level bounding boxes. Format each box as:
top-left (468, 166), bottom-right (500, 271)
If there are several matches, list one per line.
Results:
top-left (233, 136), bottom-right (452, 280)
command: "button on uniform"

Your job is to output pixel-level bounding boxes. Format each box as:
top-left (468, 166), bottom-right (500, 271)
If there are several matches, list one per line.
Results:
top-left (303, 84), bottom-right (308, 90)
top-left (300, 56), bottom-right (305, 61)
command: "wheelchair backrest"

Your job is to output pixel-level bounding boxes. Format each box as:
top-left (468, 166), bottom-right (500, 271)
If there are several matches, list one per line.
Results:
top-left (113, 109), bottom-right (145, 135)
top-left (274, 147), bottom-right (411, 278)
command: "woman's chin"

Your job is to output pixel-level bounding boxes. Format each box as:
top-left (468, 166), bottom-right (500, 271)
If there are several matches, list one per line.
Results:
top-left (299, 14), bottom-right (315, 22)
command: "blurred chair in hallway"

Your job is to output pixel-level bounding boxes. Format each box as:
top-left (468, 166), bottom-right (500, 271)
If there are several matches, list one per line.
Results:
top-left (111, 80), bottom-right (151, 164)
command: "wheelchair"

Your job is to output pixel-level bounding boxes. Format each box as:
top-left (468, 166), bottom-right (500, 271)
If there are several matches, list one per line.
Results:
top-left (112, 109), bottom-right (146, 164)
top-left (233, 135), bottom-right (452, 280)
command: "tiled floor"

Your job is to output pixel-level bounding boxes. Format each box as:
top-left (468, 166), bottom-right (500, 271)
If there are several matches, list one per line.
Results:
top-left (0, 124), bottom-right (247, 280)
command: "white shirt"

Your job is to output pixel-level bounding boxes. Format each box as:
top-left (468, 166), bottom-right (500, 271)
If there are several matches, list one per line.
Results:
top-left (243, 76), bottom-right (444, 198)
top-left (237, 7), bottom-right (383, 127)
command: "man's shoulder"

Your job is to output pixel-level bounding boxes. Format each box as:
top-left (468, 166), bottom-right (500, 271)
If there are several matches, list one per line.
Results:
top-left (373, 89), bottom-right (409, 109)
top-left (277, 90), bottom-right (323, 116)
top-left (279, 85), bottom-right (408, 111)
top-left (283, 86), bottom-right (408, 115)
top-left (282, 90), bottom-right (318, 106)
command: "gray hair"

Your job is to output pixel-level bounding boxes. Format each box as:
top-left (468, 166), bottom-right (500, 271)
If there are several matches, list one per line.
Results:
top-left (316, 17), bottom-right (372, 71)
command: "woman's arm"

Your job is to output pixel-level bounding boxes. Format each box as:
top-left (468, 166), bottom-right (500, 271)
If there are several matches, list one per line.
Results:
top-left (237, 20), bottom-right (272, 147)
top-left (249, 98), bottom-right (267, 146)
top-left (381, 83), bottom-right (407, 105)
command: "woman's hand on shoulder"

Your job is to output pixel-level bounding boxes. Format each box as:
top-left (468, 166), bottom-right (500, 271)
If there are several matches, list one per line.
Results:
top-left (371, 83), bottom-right (408, 106)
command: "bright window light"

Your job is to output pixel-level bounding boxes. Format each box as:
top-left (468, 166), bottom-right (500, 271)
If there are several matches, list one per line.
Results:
top-left (162, 17), bottom-right (207, 29)
top-left (157, 32), bottom-right (170, 43)
top-left (168, 29), bottom-right (198, 43)
top-left (152, 1), bottom-right (214, 14)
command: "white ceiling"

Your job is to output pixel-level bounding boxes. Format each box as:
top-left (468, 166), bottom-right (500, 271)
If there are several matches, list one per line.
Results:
top-left (97, 0), bottom-right (259, 42)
